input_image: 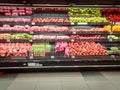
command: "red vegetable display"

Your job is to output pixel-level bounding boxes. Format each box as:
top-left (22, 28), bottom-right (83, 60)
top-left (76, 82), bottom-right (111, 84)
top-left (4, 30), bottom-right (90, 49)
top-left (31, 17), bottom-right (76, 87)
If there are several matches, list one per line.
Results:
top-left (0, 7), bottom-right (32, 16)
top-left (31, 26), bottom-right (68, 32)
top-left (0, 18), bottom-right (31, 22)
top-left (102, 8), bottom-right (120, 21)
top-left (69, 41), bottom-right (107, 56)
top-left (71, 27), bottom-right (106, 32)
top-left (32, 18), bottom-right (69, 22)
top-left (32, 35), bottom-right (69, 40)
top-left (70, 35), bottom-right (105, 39)
top-left (55, 42), bottom-right (69, 56)
top-left (0, 43), bottom-right (31, 57)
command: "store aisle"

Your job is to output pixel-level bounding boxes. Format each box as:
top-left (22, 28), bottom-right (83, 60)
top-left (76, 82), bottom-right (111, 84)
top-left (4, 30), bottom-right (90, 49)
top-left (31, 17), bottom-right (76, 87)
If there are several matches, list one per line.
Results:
top-left (0, 71), bottom-right (120, 90)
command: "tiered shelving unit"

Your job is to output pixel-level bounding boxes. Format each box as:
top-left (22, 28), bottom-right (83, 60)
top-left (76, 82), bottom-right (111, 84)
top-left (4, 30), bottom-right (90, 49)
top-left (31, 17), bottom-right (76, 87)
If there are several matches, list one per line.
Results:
top-left (0, 0), bottom-right (120, 69)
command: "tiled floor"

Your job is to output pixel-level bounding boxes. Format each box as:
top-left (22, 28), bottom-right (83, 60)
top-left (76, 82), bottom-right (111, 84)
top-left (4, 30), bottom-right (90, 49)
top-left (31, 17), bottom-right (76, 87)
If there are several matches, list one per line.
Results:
top-left (0, 71), bottom-right (120, 90)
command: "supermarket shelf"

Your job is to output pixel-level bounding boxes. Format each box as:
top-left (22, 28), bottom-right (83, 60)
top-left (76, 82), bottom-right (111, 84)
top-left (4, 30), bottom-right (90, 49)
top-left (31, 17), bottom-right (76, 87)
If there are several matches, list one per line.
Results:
top-left (111, 32), bottom-right (120, 35)
top-left (28, 55), bottom-right (118, 61)
top-left (0, 3), bottom-right (116, 8)
top-left (0, 39), bottom-right (30, 43)
top-left (0, 56), bottom-right (28, 61)
top-left (31, 22), bottom-right (111, 26)
top-left (0, 16), bottom-right (32, 18)
top-left (0, 22), bottom-right (31, 26)
top-left (30, 31), bottom-right (110, 35)
top-left (31, 22), bottom-right (70, 26)
top-left (0, 31), bottom-right (30, 34)
top-left (0, 55), bottom-right (119, 68)
top-left (32, 39), bottom-right (70, 42)
top-left (0, 31), bottom-right (110, 35)
top-left (0, 39), bottom-right (120, 43)
top-left (70, 31), bottom-right (110, 35)
top-left (0, 55), bottom-right (119, 62)
top-left (77, 22), bottom-right (111, 26)
top-left (1, 61), bottom-right (120, 69)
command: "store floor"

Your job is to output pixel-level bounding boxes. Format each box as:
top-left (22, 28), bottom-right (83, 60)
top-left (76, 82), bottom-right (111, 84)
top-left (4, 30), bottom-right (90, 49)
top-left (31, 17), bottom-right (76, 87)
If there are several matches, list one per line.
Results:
top-left (0, 71), bottom-right (120, 90)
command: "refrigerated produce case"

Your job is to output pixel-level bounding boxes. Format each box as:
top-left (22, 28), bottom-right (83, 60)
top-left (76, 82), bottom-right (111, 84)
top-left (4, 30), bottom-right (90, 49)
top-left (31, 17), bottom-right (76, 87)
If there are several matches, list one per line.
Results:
top-left (0, 0), bottom-right (120, 70)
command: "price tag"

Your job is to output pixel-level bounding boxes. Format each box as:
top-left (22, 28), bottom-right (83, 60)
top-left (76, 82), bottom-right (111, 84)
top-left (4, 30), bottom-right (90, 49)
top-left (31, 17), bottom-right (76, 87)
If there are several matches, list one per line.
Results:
top-left (51, 56), bottom-right (55, 59)
top-left (111, 55), bottom-right (115, 58)
top-left (109, 39), bottom-right (113, 42)
top-left (71, 56), bottom-right (75, 58)
top-left (109, 31), bottom-right (113, 34)
top-left (23, 63), bottom-right (27, 66)
top-left (30, 31), bottom-right (34, 34)
top-left (71, 22), bottom-right (75, 25)
top-left (94, 59), bottom-right (98, 61)
top-left (116, 22), bottom-right (120, 24)
top-left (36, 63), bottom-right (43, 67)
top-left (71, 39), bottom-right (75, 42)
top-left (28, 63), bottom-right (35, 66)
top-left (72, 32), bottom-right (76, 34)
top-left (7, 39), bottom-right (10, 42)
top-left (31, 22), bottom-right (35, 25)
top-left (110, 22), bottom-right (113, 24)
top-left (74, 59), bottom-right (78, 61)
top-left (77, 22), bottom-right (87, 25)
top-left (29, 56), bottom-right (33, 59)
top-left (29, 39), bottom-right (33, 42)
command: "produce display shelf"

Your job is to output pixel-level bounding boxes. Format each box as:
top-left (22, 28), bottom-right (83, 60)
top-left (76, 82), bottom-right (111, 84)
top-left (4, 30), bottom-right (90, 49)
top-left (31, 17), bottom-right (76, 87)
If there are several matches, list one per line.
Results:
top-left (0, 39), bottom-right (120, 43)
top-left (32, 39), bottom-right (70, 42)
top-left (32, 22), bottom-right (111, 26)
top-left (0, 55), bottom-right (119, 62)
top-left (0, 31), bottom-right (30, 34)
top-left (0, 60), bottom-right (120, 69)
top-left (31, 22), bottom-right (70, 26)
top-left (0, 56), bottom-right (28, 61)
top-left (0, 4), bottom-right (120, 70)
top-left (0, 31), bottom-right (111, 35)
top-left (0, 59), bottom-right (28, 63)
top-left (0, 22), bottom-right (31, 26)
top-left (0, 62), bottom-right (28, 67)
top-left (1, 64), bottom-right (120, 70)
top-left (0, 39), bottom-right (30, 43)
top-left (29, 55), bottom-right (119, 61)
top-left (30, 31), bottom-right (110, 35)
top-left (0, 16), bottom-right (32, 18)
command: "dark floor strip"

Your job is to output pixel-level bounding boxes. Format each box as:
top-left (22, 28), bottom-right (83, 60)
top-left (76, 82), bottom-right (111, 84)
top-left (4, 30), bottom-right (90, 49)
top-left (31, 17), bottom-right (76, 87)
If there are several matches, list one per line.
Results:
top-left (81, 72), bottom-right (108, 81)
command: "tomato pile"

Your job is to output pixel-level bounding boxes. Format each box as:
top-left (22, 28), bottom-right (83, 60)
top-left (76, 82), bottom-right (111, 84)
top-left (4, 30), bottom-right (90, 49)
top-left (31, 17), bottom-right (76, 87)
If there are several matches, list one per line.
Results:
top-left (0, 43), bottom-right (31, 57)
top-left (69, 41), bottom-right (107, 56)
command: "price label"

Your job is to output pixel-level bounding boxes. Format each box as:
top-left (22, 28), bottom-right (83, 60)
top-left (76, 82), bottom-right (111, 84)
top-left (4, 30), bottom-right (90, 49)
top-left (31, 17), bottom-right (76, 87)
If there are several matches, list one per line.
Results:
top-left (109, 39), bottom-right (113, 42)
top-left (36, 63), bottom-right (43, 66)
top-left (116, 22), bottom-right (120, 24)
top-left (23, 63), bottom-right (27, 66)
top-left (74, 59), bottom-right (78, 61)
top-left (71, 22), bottom-right (75, 25)
top-left (7, 39), bottom-right (10, 42)
top-left (109, 31), bottom-right (113, 34)
top-left (31, 22), bottom-right (35, 25)
top-left (73, 32), bottom-right (76, 34)
top-left (94, 59), bottom-right (98, 61)
top-left (29, 40), bottom-right (33, 42)
top-left (110, 22), bottom-right (113, 24)
top-left (71, 56), bottom-right (75, 58)
top-left (51, 56), bottom-right (55, 59)
top-left (111, 55), bottom-right (115, 58)
top-left (30, 31), bottom-right (34, 34)
top-left (29, 56), bottom-right (33, 59)
top-left (28, 63), bottom-right (35, 66)
top-left (71, 39), bottom-right (75, 42)
top-left (77, 22), bottom-right (87, 25)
